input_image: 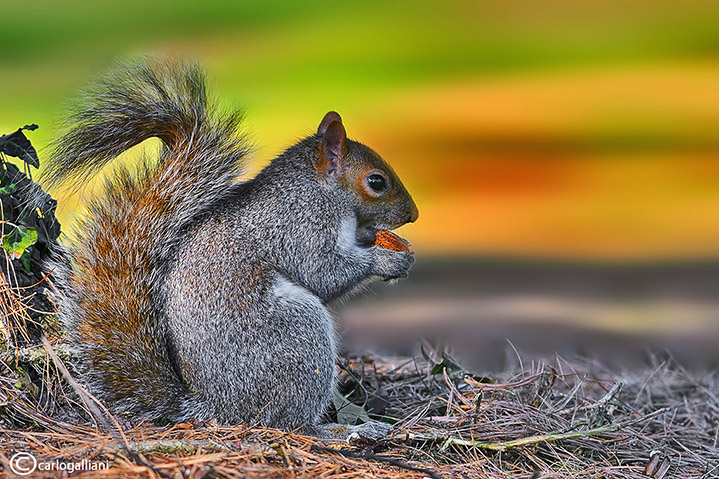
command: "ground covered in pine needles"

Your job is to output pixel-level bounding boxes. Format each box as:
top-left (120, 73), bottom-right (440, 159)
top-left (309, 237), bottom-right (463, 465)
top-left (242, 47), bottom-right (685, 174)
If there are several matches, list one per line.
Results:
top-left (1, 312), bottom-right (718, 479)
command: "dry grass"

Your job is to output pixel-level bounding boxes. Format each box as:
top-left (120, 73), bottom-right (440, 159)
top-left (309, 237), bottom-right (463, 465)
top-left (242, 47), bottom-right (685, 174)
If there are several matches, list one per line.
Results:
top-left (0, 248), bottom-right (37, 350)
top-left (1, 263), bottom-right (718, 478)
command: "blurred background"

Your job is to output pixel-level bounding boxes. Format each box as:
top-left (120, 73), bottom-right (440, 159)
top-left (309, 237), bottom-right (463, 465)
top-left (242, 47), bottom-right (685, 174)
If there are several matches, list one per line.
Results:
top-left (2, 0), bottom-right (718, 368)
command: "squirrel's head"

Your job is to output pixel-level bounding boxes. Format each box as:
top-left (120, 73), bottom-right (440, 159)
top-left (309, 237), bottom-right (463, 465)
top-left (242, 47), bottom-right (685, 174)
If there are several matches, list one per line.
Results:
top-left (313, 111), bottom-right (419, 247)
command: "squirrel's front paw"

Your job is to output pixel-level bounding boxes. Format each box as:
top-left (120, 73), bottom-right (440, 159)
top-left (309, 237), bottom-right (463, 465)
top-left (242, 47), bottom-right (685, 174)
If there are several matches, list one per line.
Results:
top-left (371, 246), bottom-right (415, 281)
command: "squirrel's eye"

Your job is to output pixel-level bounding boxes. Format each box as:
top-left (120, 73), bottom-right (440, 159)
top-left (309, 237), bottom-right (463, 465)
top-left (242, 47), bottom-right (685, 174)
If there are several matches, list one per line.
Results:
top-left (366, 173), bottom-right (387, 193)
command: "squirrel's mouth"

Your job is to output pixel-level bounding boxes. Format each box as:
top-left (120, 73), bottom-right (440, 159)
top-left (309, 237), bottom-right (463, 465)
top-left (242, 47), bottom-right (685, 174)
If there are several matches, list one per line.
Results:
top-left (356, 225), bottom-right (378, 248)
top-left (356, 207), bottom-right (416, 248)
top-left (356, 224), bottom-right (411, 250)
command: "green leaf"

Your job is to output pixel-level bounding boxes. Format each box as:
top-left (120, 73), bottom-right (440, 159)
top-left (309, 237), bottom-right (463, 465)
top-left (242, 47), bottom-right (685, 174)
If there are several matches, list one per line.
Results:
top-left (333, 389), bottom-right (370, 425)
top-left (430, 352), bottom-right (471, 380)
top-left (472, 375), bottom-right (495, 384)
top-left (0, 126), bottom-right (40, 168)
top-left (430, 363), bottom-right (445, 375)
top-left (20, 251), bottom-right (31, 272)
top-left (3, 226), bottom-right (38, 259)
top-left (0, 183), bottom-right (16, 194)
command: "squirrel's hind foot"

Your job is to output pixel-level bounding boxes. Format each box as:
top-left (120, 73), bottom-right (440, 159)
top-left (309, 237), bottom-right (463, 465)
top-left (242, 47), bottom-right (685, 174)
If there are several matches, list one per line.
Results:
top-left (304, 421), bottom-right (394, 443)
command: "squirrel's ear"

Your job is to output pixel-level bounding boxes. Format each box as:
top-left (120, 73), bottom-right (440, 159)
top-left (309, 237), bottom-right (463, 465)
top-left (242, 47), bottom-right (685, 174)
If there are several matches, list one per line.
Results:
top-left (318, 111), bottom-right (343, 135)
top-left (316, 119), bottom-right (347, 176)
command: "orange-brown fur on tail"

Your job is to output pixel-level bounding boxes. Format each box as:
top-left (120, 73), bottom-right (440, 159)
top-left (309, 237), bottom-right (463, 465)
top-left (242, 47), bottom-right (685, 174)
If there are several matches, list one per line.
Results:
top-left (45, 59), bottom-right (250, 420)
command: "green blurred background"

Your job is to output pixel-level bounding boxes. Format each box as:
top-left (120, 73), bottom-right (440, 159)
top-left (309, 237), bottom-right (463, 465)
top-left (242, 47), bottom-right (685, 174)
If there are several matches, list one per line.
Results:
top-left (3, 0), bottom-right (719, 362)
top-left (3, 0), bottom-right (719, 260)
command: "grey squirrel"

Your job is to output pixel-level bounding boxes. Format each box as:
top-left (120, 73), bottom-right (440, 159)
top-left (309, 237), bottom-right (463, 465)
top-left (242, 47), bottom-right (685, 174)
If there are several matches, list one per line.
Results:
top-left (43, 59), bottom-right (418, 429)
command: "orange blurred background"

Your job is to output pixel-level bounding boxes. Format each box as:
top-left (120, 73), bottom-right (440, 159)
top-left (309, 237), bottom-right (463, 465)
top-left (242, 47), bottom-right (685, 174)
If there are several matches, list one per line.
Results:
top-left (363, 65), bottom-right (719, 259)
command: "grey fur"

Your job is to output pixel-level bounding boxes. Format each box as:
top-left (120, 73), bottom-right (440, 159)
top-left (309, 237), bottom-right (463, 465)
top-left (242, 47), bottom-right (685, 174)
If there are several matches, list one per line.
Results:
top-left (44, 59), bottom-right (418, 428)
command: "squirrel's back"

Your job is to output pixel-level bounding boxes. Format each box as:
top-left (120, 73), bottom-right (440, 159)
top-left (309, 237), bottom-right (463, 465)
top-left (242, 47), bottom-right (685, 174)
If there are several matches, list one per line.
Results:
top-left (46, 59), bottom-right (250, 420)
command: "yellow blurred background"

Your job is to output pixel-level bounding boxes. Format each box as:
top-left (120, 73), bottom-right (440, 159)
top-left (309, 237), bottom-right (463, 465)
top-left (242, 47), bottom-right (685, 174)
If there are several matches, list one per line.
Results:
top-left (2, 0), bottom-right (718, 261)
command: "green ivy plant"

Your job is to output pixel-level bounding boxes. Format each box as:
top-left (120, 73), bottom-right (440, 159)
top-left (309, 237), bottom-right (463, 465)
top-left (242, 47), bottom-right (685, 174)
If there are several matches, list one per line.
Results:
top-left (3, 225), bottom-right (38, 271)
top-left (0, 124), bottom-right (47, 272)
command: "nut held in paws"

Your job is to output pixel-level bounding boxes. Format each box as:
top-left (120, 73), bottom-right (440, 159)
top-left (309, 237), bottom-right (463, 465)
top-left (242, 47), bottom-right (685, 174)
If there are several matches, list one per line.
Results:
top-left (374, 230), bottom-right (411, 252)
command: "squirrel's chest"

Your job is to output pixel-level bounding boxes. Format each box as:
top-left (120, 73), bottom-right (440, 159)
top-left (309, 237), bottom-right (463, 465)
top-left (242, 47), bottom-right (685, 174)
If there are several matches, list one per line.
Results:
top-left (336, 216), bottom-right (371, 264)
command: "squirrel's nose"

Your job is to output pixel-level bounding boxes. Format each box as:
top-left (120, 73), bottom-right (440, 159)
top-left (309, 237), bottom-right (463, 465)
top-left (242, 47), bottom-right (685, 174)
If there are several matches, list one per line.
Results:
top-left (407, 200), bottom-right (419, 223)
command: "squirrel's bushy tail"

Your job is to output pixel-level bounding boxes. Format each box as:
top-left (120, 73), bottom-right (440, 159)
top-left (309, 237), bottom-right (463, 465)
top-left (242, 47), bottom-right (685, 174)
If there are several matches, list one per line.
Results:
top-left (45, 59), bottom-right (249, 420)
